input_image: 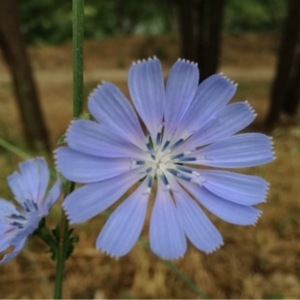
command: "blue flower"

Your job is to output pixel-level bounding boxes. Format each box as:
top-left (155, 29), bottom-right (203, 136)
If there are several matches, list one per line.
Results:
top-left (56, 58), bottom-right (275, 259)
top-left (0, 157), bottom-right (61, 263)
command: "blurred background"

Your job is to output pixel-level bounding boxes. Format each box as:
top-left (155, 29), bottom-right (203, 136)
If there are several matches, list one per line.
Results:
top-left (0, 0), bottom-right (299, 298)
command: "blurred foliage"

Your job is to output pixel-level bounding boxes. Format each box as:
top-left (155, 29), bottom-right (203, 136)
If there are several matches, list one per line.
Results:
top-left (19, 0), bottom-right (287, 45)
top-left (19, 0), bottom-right (174, 44)
top-left (19, 0), bottom-right (72, 45)
top-left (225, 0), bottom-right (287, 33)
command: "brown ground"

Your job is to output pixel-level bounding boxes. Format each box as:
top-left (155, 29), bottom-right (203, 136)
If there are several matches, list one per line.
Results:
top-left (0, 33), bottom-right (299, 299)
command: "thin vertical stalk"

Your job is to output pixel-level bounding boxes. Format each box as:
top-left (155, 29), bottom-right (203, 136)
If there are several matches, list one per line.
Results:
top-left (53, 1), bottom-right (84, 298)
top-left (73, 0), bottom-right (84, 119)
top-left (53, 183), bottom-right (76, 299)
top-left (53, 211), bottom-right (69, 299)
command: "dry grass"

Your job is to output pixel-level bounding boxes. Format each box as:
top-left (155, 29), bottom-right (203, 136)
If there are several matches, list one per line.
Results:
top-left (0, 33), bottom-right (299, 299)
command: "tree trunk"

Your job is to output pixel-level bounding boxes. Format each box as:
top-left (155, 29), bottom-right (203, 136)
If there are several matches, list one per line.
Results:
top-left (205, 0), bottom-right (226, 79)
top-left (177, 0), bottom-right (226, 81)
top-left (282, 50), bottom-right (300, 116)
top-left (0, 0), bottom-right (50, 152)
top-left (177, 0), bottom-right (196, 60)
top-left (195, 0), bottom-right (209, 77)
top-left (265, 0), bottom-right (300, 129)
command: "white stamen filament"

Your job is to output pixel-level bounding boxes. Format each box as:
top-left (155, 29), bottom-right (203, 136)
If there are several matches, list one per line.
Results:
top-left (137, 127), bottom-right (202, 190)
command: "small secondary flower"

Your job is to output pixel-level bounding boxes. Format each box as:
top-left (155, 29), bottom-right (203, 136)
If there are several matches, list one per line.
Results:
top-left (56, 57), bottom-right (275, 259)
top-left (0, 157), bottom-right (61, 263)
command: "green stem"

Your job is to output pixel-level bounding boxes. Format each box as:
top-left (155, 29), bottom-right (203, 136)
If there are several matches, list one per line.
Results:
top-left (0, 138), bottom-right (30, 159)
top-left (53, 183), bottom-right (75, 299)
top-left (163, 260), bottom-right (210, 299)
top-left (139, 238), bottom-right (209, 299)
top-left (34, 219), bottom-right (57, 252)
top-left (53, 212), bottom-right (69, 299)
top-left (53, 1), bottom-right (84, 298)
top-left (73, 0), bottom-right (84, 119)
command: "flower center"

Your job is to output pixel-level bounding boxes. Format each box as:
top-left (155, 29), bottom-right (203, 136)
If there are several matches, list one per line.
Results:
top-left (6, 199), bottom-right (39, 231)
top-left (6, 212), bottom-right (27, 229)
top-left (131, 128), bottom-right (204, 191)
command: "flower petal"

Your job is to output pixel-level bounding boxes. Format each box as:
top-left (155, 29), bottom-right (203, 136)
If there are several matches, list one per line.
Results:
top-left (6, 171), bottom-right (28, 205)
top-left (7, 158), bottom-right (49, 205)
top-left (41, 179), bottom-right (62, 216)
top-left (66, 119), bottom-right (145, 158)
top-left (177, 74), bottom-right (237, 137)
top-left (19, 158), bottom-right (46, 201)
top-left (0, 229), bottom-right (15, 252)
top-left (200, 170), bottom-right (269, 205)
top-left (63, 170), bottom-right (142, 224)
top-left (192, 133), bottom-right (275, 168)
top-left (0, 198), bottom-right (19, 218)
top-left (18, 160), bottom-right (38, 200)
top-left (164, 59), bottom-right (199, 139)
top-left (150, 178), bottom-right (187, 259)
top-left (183, 101), bottom-right (257, 149)
top-left (182, 181), bottom-right (262, 225)
top-left (88, 82), bottom-right (145, 146)
top-left (0, 237), bottom-right (26, 265)
top-left (36, 158), bottom-right (51, 204)
top-left (56, 147), bottom-right (134, 183)
top-left (128, 57), bottom-right (165, 139)
top-left (96, 179), bottom-right (150, 257)
top-left (173, 185), bottom-right (223, 253)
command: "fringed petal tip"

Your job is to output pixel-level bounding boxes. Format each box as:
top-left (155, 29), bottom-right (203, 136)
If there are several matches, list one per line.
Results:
top-left (157, 252), bottom-right (186, 261)
top-left (97, 247), bottom-right (121, 260)
top-left (206, 240), bottom-right (224, 255)
top-left (267, 136), bottom-right (276, 161)
top-left (53, 146), bottom-right (74, 176)
top-left (218, 72), bottom-right (238, 87)
top-left (177, 57), bottom-right (198, 67)
top-left (132, 56), bottom-right (158, 66)
top-left (259, 179), bottom-right (270, 203)
top-left (244, 100), bottom-right (258, 118)
top-left (52, 149), bottom-right (60, 171)
top-left (259, 135), bottom-right (276, 161)
top-left (252, 210), bottom-right (263, 226)
top-left (87, 82), bottom-right (110, 105)
top-left (18, 158), bottom-right (33, 169)
top-left (61, 203), bottom-right (77, 225)
top-left (260, 196), bottom-right (267, 204)
top-left (64, 120), bottom-right (76, 141)
top-left (132, 57), bottom-right (199, 68)
top-left (18, 156), bottom-right (46, 171)
top-left (132, 55), bottom-right (198, 68)
top-left (260, 182), bottom-right (270, 203)
top-left (271, 140), bottom-right (276, 153)
top-left (67, 119), bottom-right (76, 131)
top-left (88, 83), bottom-right (100, 98)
